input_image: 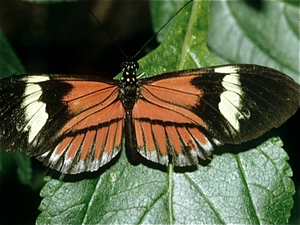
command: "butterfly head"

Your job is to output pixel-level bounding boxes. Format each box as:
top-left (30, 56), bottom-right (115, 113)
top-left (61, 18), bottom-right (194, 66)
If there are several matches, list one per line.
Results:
top-left (120, 60), bottom-right (139, 86)
top-left (119, 60), bottom-right (140, 110)
top-left (121, 60), bottom-right (139, 76)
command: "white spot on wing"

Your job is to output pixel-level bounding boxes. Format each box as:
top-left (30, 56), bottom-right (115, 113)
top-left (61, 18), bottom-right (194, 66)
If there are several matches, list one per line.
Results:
top-left (22, 75), bottom-right (50, 83)
top-left (23, 102), bottom-right (48, 143)
top-left (49, 146), bottom-right (62, 163)
top-left (174, 154), bottom-right (191, 166)
top-left (39, 150), bottom-right (50, 159)
top-left (61, 158), bottom-right (73, 172)
top-left (22, 76), bottom-right (50, 144)
top-left (218, 70), bottom-right (243, 132)
top-left (74, 160), bottom-right (86, 172)
top-left (189, 132), bottom-right (214, 160)
top-left (215, 66), bottom-right (239, 74)
top-left (138, 147), bottom-right (169, 165)
top-left (212, 138), bottom-right (222, 146)
top-left (89, 159), bottom-right (101, 172)
top-left (22, 85), bottom-right (42, 106)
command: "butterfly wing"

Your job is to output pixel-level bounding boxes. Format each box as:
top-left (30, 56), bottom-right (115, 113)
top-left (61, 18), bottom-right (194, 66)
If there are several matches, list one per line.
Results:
top-left (133, 64), bottom-right (300, 166)
top-left (0, 75), bottom-right (125, 174)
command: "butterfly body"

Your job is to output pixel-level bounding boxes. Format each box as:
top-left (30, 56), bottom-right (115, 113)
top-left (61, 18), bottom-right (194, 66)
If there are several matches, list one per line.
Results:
top-left (0, 63), bottom-right (299, 174)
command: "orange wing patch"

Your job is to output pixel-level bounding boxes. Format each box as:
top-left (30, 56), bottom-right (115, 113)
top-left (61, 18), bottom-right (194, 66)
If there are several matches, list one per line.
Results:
top-left (60, 84), bottom-right (119, 134)
top-left (63, 80), bottom-right (118, 115)
top-left (81, 130), bottom-right (96, 160)
top-left (133, 75), bottom-right (218, 166)
top-left (144, 74), bottom-right (204, 109)
top-left (37, 81), bottom-right (125, 174)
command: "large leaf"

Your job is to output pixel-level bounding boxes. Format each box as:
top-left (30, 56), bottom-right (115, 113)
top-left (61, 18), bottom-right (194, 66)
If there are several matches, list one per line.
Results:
top-left (0, 0), bottom-right (297, 224)
top-left (37, 137), bottom-right (294, 224)
top-left (150, 1), bottom-right (182, 43)
top-left (37, 1), bottom-right (295, 224)
top-left (207, 1), bottom-right (299, 82)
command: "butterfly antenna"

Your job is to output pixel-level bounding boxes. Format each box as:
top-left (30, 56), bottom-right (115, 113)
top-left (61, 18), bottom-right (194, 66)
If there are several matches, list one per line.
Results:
top-left (79, 0), bottom-right (128, 60)
top-left (133, 0), bottom-right (193, 60)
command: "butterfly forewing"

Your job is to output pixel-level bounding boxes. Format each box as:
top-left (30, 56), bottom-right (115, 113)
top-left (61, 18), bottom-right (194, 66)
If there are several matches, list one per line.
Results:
top-left (0, 75), bottom-right (125, 174)
top-left (189, 65), bottom-right (300, 143)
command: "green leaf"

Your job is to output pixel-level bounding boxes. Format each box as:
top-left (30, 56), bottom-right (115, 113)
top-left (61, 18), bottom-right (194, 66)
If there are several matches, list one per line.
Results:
top-left (136, 0), bottom-right (218, 79)
top-left (0, 148), bottom-right (34, 188)
top-left (12, 151), bottom-right (33, 185)
top-left (149, 1), bottom-right (182, 43)
top-left (37, 137), bottom-right (294, 224)
top-left (0, 151), bottom-right (15, 183)
top-left (0, 29), bottom-right (25, 77)
top-left (208, 1), bottom-right (299, 82)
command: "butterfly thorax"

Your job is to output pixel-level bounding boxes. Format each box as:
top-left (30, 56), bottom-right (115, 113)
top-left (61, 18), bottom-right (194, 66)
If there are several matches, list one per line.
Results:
top-left (119, 61), bottom-right (139, 110)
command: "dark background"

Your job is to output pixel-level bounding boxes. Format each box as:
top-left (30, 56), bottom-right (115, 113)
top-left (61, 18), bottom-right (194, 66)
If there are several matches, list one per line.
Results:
top-left (0, 1), bottom-right (156, 78)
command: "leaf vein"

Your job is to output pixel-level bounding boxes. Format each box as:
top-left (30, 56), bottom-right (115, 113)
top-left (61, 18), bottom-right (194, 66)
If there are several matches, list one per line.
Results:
top-left (183, 173), bottom-right (225, 224)
top-left (236, 154), bottom-right (260, 224)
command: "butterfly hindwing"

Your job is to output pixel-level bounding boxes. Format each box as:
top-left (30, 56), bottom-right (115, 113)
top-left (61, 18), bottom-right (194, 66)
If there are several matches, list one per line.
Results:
top-left (0, 75), bottom-right (125, 174)
top-left (132, 64), bottom-right (299, 166)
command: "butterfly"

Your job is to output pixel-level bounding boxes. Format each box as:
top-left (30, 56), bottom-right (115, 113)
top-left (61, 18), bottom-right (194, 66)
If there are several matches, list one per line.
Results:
top-left (0, 61), bottom-right (299, 174)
